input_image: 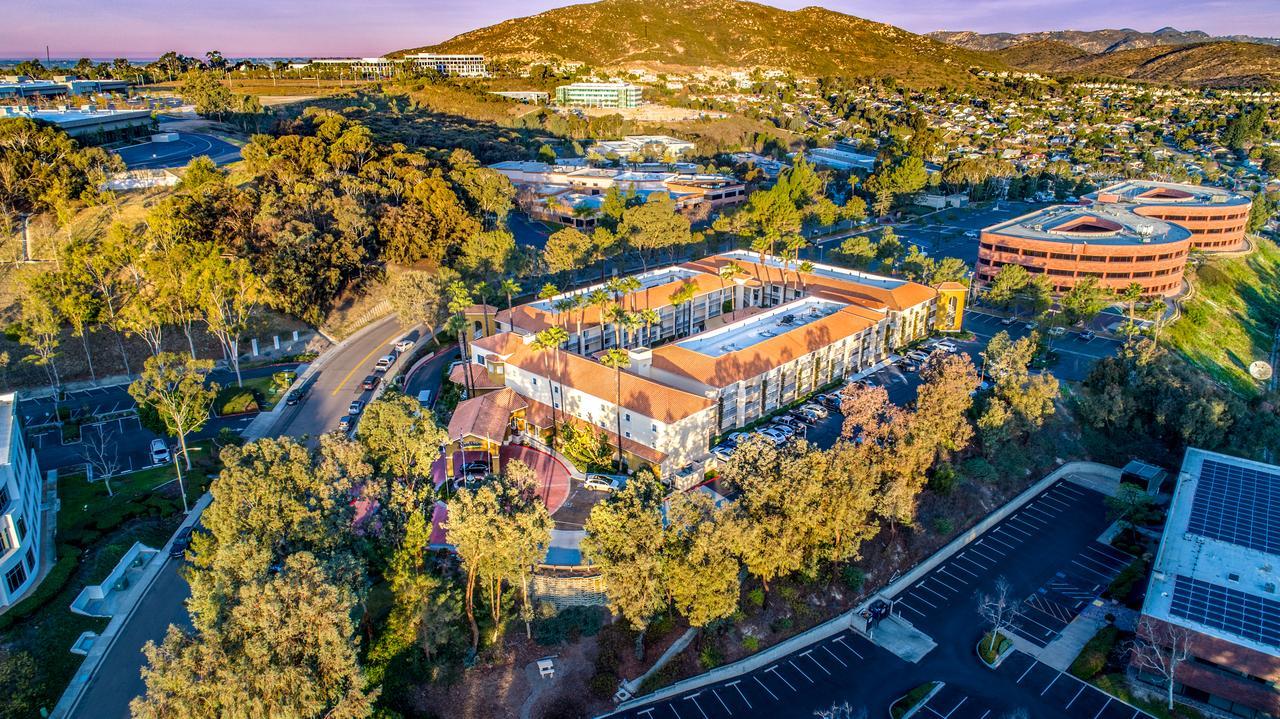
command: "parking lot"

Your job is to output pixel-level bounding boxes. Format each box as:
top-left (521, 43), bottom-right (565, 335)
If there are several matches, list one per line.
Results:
top-left (1015, 541), bottom-right (1132, 648)
top-left (991, 652), bottom-right (1153, 719)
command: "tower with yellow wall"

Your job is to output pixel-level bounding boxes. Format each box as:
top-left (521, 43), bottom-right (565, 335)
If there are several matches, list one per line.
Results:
top-left (934, 282), bottom-right (966, 332)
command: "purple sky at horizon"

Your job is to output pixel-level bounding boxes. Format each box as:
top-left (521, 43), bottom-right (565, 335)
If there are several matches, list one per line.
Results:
top-left (4, 0), bottom-right (1279, 58)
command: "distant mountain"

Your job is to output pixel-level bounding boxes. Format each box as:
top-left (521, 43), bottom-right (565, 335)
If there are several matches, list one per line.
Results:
top-left (930, 27), bottom-right (1280, 54)
top-left (395, 0), bottom-right (1000, 85)
top-left (992, 40), bottom-right (1280, 88)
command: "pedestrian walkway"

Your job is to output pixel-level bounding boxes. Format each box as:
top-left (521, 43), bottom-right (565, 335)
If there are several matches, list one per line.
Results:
top-left (866, 614), bottom-right (936, 663)
top-left (1035, 613), bottom-right (1106, 671)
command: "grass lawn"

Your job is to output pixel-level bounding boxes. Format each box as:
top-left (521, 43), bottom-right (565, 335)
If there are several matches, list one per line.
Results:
top-left (213, 374), bottom-right (285, 415)
top-left (0, 441), bottom-right (223, 712)
top-left (1167, 238), bottom-right (1280, 395)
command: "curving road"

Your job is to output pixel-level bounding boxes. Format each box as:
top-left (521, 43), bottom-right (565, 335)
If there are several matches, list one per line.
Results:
top-left (63, 314), bottom-right (422, 719)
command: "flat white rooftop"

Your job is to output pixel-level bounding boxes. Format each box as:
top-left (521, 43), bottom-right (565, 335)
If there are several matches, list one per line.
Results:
top-left (718, 250), bottom-right (909, 292)
top-left (676, 297), bottom-right (846, 357)
top-left (1142, 448), bottom-right (1280, 655)
top-left (530, 266), bottom-right (703, 311)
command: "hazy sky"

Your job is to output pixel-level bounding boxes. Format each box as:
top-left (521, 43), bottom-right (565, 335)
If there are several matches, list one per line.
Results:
top-left (5, 0), bottom-right (1279, 58)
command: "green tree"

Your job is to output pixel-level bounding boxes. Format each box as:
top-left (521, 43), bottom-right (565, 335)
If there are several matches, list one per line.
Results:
top-left (581, 472), bottom-right (669, 635)
top-left (664, 492), bottom-right (741, 627)
top-left (356, 392), bottom-right (447, 480)
top-left (133, 553), bottom-right (376, 719)
top-left (984, 264), bottom-right (1029, 308)
top-left (544, 227), bottom-right (593, 277)
top-left (617, 193), bottom-right (692, 271)
top-left (599, 348), bottom-right (632, 472)
top-left (178, 69), bottom-right (236, 119)
top-left (1060, 277), bottom-right (1111, 326)
top-left (127, 353), bottom-right (217, 514)
top-left (388, 269), bottom-right (457, 345)
top-left (15, 282), bottom-right (63, 393)
top-left (837, 234), bottom-right (876, 269)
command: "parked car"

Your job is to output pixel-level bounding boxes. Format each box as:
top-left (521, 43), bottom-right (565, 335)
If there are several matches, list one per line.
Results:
top-left (338, 416), bottom-right (353, 432)
top-left (770, 422), bottom-right (798, 437)
top-left (584, 474), bottom-right (625, 492)
top-left (1025, 321), bottom-right (1038, 331)
top-left (170, 525), bottom-right (194, 559)
top-left (726, 431), bottom-right (751, 445)
top-left (348, 400), bottom-right (364, 415)
top-left (361, 374), bottom-right (380, 391)
top-left (964, 229), bottom-right (979, 238)
top-left (1048, 326), bottom-right (1067, 337)
top-left (460, 461), bottom-right (490, 475)
top-left (790, 408), bottom-right (819, 425)
top-left (774, 416), bottom-right (806, 431)
top-left (800, 403), bottom-right (829, 419)
top-left (374, 353), bottom-right (397, 372)
top-left (285, 381), bottom-right (310, 406)
top-left (817, 392), bottom-right (841, 409)
top-left (934, 340), bottom-right (959, 353)
top-left (711, 443), bottom-right (736, 462)
top-left (1079, 330), bottom-right (1097, 342)
top-left (906, 350), bottom-right (930, 362)
top-left (394, 338), bottom-right (416, 353)
top-left (149, 438), bottom-right (171, 465)
top-left (416, 389), bottom-right (433, 407)
top-left (1001, 315), bottom-right (1018, 326)
top-left (756, 428), bottom-right (788, 446)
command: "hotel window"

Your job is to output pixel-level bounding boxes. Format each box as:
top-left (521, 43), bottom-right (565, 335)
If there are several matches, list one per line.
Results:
top-left (624, 413), bottom-right (631, 422)
top-left (15, 517), bottom-right (25, 543)
top-left (24, 547), bottom-right (34, 571)
top-left (0, 526), bottom-right (10, 554)
top-left (5, 563), bottom-right (26, 594)
top-left (650, 423), bottom-right (657, 432)
top-left (624, 431), bottom-right (631, 439)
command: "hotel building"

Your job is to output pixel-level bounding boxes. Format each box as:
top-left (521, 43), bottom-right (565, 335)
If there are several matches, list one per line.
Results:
top-left (444, 253), bottom-right (951, 478)
top-left (0, 393), bottom-right (45, 609)
top-left (555, 82), bottom-right (642, 108)
top-left (309, 54), bottom-right (486, 78)
top-left (1138, 448), bottom-right (1280, 718)
top-left (977, 181), bottom-right (1252, 297)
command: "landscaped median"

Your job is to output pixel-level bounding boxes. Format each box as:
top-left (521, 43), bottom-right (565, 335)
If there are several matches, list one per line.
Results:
top-left (890, 681), bottom-right (942, 719)
top-left (976, 630), bottom-right (1013, 668)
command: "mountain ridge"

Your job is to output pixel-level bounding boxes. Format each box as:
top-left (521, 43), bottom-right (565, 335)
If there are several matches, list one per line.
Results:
top-left (393, 0), bottom-right (1001, 85)
top-left (991, 39), bottom-right (1280, 88)
top-left (930, 27), bottom-right (1280, 54)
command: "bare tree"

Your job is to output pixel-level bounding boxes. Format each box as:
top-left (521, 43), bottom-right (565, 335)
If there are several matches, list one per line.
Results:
top-left (815, 703), bottom-right (867, 719)
top-left (1130, 617), bottom-right (1194, 711)
top-left (81, 426), bottom-right (123, 497)
top-left (977, 576), bottom-right (1022, 655)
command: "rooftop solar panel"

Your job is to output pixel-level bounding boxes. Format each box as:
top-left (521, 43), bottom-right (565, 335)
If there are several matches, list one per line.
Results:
top-left (1169, 575), bottom-right (1280, 648)
top-left (1186, 458), bottom-right (1280, 554)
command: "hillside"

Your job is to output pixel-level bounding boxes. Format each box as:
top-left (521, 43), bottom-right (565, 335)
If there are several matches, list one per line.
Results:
top-left (931, 27), bottom-right (1280, 53)
top-left (395, 0), bottom-right (1001, 84)
top-left (993, 40), bottom-right (1280, 87)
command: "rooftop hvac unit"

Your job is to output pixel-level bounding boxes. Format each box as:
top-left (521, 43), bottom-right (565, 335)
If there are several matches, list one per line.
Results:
top-left (1211, 195), bottom-right (1228, 203)
top-left (1136, 224), bottom-right (1155, 242)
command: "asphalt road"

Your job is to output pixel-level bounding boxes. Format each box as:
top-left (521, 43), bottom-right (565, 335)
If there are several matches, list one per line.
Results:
top-left (113, 132), bottom-right (241, 170)
top-left (64, 317), bottom-right (416, 719)
top-left (605, 479), bottom-right (1151, 719)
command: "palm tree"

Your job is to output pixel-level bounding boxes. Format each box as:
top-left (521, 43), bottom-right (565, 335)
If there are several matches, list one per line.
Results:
top-left (797, 260), bottom-right (814, 295)
top-left (499, 278), bottom-right (521, 325)
top-left (718, 262), bottom-right (744, 321)
top-left (617, 276), bottom-right (643, 313)
top-left (782, 235), bottom-right (807, 300)
top-left (750, 236), bottom-right (773, 305)
top-left (531, 326), bottom-right (570, 448)
top-left (621, 312), bottom-right (643, 350)
top-left (668, 282), bottom-right (698, 339)
top-left (639, 308), bottom-right (661, 346)
top-left (599, 348), bottom-right (631, 472)
top-left (586, 288), bottom-right (612, 351)
top-left (474, 280), bottom-right (494, 338)
top-left (1120, 281), bottom-right (1143, 336)
top-left (607, 304), bottom-right (629, 349)
top-left (567, 293), bottom-right (587, 354)
top-left (447, 282), bottom-right (475, 396)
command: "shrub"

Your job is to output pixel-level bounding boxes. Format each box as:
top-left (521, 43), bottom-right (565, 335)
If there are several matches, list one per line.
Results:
top-left (1069, 625), bottom-right (1120, 680)
top-left (929, 463), bottom-right (957, 494)
top-left (1103, 559), bottom-right (1148, 607)
top-left (741, 635), bottom-right (760, 652)
top-left (532, 606), bottom-right (604, 646)
top-left (932, 517), bottom-right (954, 535)
top-left (769, 615), bottom-right (793, 633)
top-left (841, 565), bottom-right (866, 592)
top-left (0, 550), bottom-right (78, 631)
top-left (588, 671), bottom-right (618, 700)
top-left (698, 643), bottom-right (724, 669)
top-left (891, 682), bottom-right (939, 719)
top-left (977, 631), bottom-right (1011, 665)
top-left (746, 587), bottom-right (765, 608)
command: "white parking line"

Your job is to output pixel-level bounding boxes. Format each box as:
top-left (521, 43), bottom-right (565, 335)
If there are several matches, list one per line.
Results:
top-left (766, 666), bottom-right (796, 691)
top-left (945, 561), bottom-right (979, 578)
top-left (916, 585), bottom-right (947, 601)
top-left (668, 702), bottom-right (684, 719)
top-left (1055, 483), bottom-right (1086, 498)
top-left (1017, 661), bottom-right (1036, 683)
top-left (937, 566), bottom-right (970, 584)
top-left (1065, 685), bottom-right (1086, 709)
top-left (956, 553), bottom-right (991, 570)
top-left (833, 636), bottom-right (864, 659)
top-left (727, 681), bottom-right (752, 709)
top-left (897, 600), bottom-right (929, 618)
top-left (637, 708), bottom-right (656, 718)
top-left (1037, 495), bottom-right (1069, 511)
top-left (753, 676), bottom-right (778, 701)
top-left (788, 659), bottom-right (814, 683)
top-left (924, 576), bottom-right (958, 595)
top-left (711, 685), bottom-right (732, 711)
top-left (998, 522), bottom-right (1032, 539)
top-left (800, 651), bottom-right (831, 675)
top-left (1092, 698), bottom-right (1112, 719)
top-left (984, 533), bottom-right (1017, 551)
top-left (969, 544), bottom-right (1003, 563)
top-left (1084, 545), bottom-right (1127, 568)
top-left (1018, 610), bottom-right (1062, 635)
top-left (1022, 505), bottom-right (1057, 521)
top-left (821, 644), bottom-right (848, 667)
top-left (1072, 558), bottom-right (1117, 580)
top-left (1010, 514), bottom-right (1046, 530)
top-left (683, 694), bottom-right (708, 719)
top-left (1040, 671), bottom-right (1061, 695)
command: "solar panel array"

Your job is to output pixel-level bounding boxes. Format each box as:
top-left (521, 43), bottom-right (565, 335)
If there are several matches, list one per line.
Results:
top-left (1169, 575), bottom-right (1280, 647)
top-left (1186, 458), bottom-right (1280, 554)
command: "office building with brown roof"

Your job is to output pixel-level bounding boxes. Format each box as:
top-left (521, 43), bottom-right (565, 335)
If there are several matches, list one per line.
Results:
top-left (463, 253), bottom-right (949, 477)
top-left (977, 203), bottom-right (1193, 297)
top-left (1087, 180), bottom-right (1252, 253)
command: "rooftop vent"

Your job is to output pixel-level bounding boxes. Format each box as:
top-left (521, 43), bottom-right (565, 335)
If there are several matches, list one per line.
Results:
top-left (1228, 572), bottom-right (1241, 582)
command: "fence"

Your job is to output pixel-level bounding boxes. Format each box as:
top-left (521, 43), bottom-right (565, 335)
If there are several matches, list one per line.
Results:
top-left (532, 566), bottom-right (607, 609)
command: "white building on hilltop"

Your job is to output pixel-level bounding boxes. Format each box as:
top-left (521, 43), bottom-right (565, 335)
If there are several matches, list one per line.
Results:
top-left (0, 393), bottom-right (44, 609)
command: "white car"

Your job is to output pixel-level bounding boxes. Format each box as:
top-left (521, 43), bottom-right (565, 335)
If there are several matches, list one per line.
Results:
top-left (800, 403), bottom-right (829, 419)
top-left (394, 338), bottom-right (415, 353)
top-left (374, 354), bottom-right (397, 372)
top-left (934, 340), bottom-right (958, 353)
top-left (149, 439), bottom-right (171, 465)
top-left (1048, 326), bottom-right (1067, 337)
top-left (584, 474), bottom-right (625, 492)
